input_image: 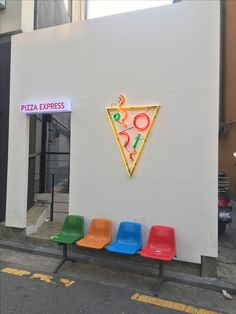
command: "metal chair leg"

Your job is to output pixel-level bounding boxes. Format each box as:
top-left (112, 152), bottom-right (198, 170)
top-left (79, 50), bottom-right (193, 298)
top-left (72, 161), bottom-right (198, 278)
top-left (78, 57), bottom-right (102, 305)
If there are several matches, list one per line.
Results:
top-left (154, 262), bottom-right (166, 296)
top-left (54, 244), bottom-right (74, 273)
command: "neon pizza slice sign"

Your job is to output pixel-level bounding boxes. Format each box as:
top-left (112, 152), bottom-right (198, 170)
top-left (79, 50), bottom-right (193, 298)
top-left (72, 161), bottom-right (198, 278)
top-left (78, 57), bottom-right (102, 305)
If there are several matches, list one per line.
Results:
top-left (106, 95), bottom-right (160, 177)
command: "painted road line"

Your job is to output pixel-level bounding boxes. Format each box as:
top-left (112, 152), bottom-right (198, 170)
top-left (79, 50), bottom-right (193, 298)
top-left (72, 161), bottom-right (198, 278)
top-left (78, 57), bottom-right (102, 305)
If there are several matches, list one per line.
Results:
top-left (60, 278), bottom-right (75, 287)
top-left (31, 273), bottom-right (56, 284)
top-left (131, 293), bottom-right (221, 314)
top-left (0, 267), bottom-right (31, 277)
top-left (0, 267), bottom-right (75, 287)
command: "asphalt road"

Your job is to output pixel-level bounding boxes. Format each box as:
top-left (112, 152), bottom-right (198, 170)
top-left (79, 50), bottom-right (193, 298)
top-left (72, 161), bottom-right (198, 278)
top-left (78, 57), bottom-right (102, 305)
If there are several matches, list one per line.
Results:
top-left (1, 248), bottom-right (236, 314)
top-left (0, 268), bottom-right (183, 314)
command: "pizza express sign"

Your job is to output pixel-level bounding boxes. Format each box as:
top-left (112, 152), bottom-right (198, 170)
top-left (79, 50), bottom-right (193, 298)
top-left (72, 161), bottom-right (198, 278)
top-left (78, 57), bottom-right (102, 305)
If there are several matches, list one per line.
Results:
top-left (20, 100), bottom-right (71, 114)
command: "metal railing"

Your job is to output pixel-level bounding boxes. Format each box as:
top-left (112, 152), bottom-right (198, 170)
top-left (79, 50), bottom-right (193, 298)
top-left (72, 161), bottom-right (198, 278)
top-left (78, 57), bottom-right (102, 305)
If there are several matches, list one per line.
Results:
top-left (34, 152), bottom-right (70, 221)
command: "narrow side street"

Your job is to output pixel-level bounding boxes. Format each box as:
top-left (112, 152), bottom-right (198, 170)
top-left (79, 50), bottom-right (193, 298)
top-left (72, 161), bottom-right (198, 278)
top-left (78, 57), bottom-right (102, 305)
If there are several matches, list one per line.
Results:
top-left (218, 201), bottom-right (236, 280)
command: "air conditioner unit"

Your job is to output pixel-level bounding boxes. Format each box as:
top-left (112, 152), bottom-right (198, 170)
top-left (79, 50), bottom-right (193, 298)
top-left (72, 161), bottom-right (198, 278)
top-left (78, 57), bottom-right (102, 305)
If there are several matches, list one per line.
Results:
top-left (0, 0), bottom-right (6, 10)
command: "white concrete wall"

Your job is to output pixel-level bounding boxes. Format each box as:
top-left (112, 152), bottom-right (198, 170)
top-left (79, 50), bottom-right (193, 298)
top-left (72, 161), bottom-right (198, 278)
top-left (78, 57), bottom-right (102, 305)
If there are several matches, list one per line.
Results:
top-left (6, 1), bottom-right (220, 263)
top-left (21, 0), bottom-right (34, 33)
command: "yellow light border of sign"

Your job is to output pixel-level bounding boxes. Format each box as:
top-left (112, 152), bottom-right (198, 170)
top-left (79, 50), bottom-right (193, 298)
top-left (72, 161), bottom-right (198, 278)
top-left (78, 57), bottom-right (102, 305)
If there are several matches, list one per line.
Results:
top-left (106, 105), bottom-right (160, 177)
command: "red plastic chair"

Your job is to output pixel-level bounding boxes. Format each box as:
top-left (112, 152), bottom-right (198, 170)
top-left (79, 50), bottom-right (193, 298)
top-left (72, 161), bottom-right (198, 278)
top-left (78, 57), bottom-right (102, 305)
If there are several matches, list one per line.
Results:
top-left (140, 225), bottom-right (176, 295)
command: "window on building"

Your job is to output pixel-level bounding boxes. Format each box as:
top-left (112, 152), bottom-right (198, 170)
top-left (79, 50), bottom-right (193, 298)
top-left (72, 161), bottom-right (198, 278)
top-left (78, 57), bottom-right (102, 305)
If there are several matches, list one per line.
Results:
top-left (34, 0), bottom-right (72, 30)
top-left (64, 0), bottom-right (73, 21)
top-left (86, 0), bottom-right (173, 20)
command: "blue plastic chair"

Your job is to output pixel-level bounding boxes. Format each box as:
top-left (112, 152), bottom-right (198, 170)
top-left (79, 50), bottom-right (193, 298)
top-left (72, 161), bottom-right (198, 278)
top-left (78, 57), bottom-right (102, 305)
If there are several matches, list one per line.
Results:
top-left (106, 221), bottom-right (142, 255)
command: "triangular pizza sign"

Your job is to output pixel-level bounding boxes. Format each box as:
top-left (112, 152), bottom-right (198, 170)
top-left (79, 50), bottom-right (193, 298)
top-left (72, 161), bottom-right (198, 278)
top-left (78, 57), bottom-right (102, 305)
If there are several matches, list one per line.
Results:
top-left (106, 95), bottom-right (160, 177)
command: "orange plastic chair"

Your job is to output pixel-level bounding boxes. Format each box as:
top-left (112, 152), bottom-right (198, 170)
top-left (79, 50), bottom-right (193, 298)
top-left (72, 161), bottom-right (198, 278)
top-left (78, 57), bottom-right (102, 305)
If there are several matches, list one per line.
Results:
top-left (76, 218), bottom-right (112, 249)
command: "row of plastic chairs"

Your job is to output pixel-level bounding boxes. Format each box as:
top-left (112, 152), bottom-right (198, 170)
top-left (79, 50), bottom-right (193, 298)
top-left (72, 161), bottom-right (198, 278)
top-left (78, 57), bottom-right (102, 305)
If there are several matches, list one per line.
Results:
top-left (50, 215), bottom-right (176, 280)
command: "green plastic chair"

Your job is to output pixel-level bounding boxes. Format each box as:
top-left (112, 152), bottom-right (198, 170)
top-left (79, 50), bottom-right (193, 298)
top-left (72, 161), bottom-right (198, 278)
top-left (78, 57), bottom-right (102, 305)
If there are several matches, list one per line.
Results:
top-left (50, 215), bottom-right (84, 272)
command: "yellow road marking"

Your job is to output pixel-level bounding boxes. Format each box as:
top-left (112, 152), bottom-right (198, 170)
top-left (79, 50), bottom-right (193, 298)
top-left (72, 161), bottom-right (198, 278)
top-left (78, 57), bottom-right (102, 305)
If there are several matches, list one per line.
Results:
top-left (59, 278), bottom-right (75, 287)
top-left (0, 267), bottom-right (31, 276)
top-left (0, 267), bottom-right (75, 287)
top-left (131, 293), bottom-right (221, 314)
top-left (30, 273), bottom-right (56, 284)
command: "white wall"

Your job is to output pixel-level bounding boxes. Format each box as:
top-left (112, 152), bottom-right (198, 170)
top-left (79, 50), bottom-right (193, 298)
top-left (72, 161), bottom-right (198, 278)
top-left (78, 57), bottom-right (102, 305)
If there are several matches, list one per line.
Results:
top-left (21, 0), bottom-right (34, 33)
top-left (6, 1), bottom-right (220, 263)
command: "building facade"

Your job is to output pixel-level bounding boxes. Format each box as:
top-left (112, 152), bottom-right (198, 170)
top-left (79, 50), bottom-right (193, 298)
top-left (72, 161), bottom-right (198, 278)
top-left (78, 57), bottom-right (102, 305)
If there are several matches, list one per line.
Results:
top-left (0, 0), bottom-right (236, 261)
top-left (5, 1), bottom-right (219, 263)
top-left (0, 0), bottom-right (34, 222)
top-left (0, 0), bottom-right (79, 221)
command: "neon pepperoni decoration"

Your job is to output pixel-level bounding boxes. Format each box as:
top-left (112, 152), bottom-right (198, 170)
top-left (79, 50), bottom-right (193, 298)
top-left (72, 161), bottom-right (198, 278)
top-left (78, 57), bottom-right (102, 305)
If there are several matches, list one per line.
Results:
top-left (118, 95), bottom-right (128, 127)
top-left (129, 134), bottom-right (141, 161)
top-left (129, 149), bottom-right (137, 161)
top-left (112, 112), bottom-right (120, 122)
top-left (121, 110), bottom-right (128, 127)
top-left (118, 95), bottom-right (126, 106)
top-left (119, 131), bottom-right (130, 147)
top-left (133, 133), bottom-right (141, 149)
top-left (133, 113), bottom-right (150, 131)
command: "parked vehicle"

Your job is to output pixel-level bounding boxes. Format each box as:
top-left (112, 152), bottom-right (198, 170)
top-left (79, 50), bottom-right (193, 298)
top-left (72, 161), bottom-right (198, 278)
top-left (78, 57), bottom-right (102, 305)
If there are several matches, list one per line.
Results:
top-left (218, 172), bottom-right (232, 235)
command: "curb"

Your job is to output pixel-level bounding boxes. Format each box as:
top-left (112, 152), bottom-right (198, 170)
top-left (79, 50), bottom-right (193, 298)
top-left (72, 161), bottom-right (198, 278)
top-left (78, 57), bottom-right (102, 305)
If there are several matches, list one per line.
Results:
top-left (1, 239), bottom-right (236, 294)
